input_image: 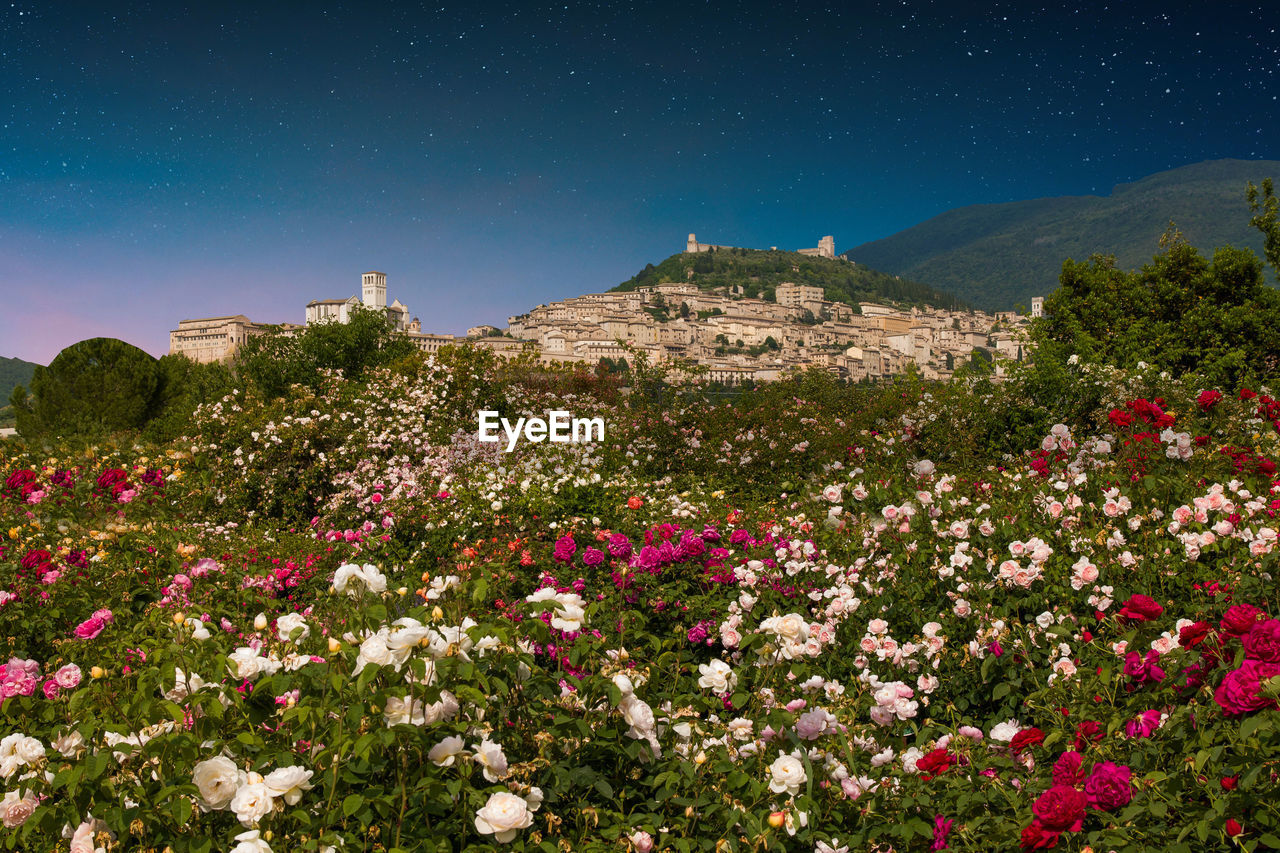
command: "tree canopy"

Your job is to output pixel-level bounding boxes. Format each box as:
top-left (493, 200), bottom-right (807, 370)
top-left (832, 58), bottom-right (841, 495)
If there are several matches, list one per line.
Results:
top-left (11, 338), bottom-right (159, 438)
top-left (1031, 230), bottom-right (1280, 387)
top-left (234, 306), bottom-right (417, 397)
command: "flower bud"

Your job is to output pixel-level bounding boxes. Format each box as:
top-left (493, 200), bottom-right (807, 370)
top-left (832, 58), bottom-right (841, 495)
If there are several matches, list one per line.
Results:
top-left (328, 636), bottom-right (342, 653)
top-left (431, 605), bottom-right (444, 620)
top-left (90, 666), bottom-right (105, 679)
top-left (172, 612), bottom-right (186, 625)
top-left (768, 811), bottom-right (785, 828)
top-left (254, 613), bottom-right (268, 631)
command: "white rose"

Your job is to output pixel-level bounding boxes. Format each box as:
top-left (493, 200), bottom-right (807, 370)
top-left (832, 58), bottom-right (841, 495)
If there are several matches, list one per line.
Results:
top-left (355, 630), bottom-right (393, 675)
top-left (14, 736), bottom-right (43, 765)
top-left (767, 753), bottom-right (806, 796)
top-left (618, 694), bottom-right (656, 735)
top-left (358, 563), bottom-right (388, 594)
top-left (696, 659), bottom-right (737, 694)
top-left (473, 738), bottom-right (509, 782)
top-left (474, 791), bottom-right (533, 842)
top-left (420, 691), bottom-right (460, 725)
top-left (229, 828), bottom-right (274, 853)
top-left (53, 729), bottom-right (84, 758)
top-left (772, 613), bottom-right (809, 643)
top-left (68, 820), bottom-right (99, 853)
top-left (276, 614), bottom-right (310, 643)
top-left (230, 780), bottom-right (275, 826)
top-left (227, 647), bottom-right (264, 681)
top-left (263, 765), bottom-right (314, 806)
top-left (428, 735), bottom-right (466, 767)
top-left (383, 696), bottom-right (425, 727)
top-left (192, 756), bottom-right (240, 810)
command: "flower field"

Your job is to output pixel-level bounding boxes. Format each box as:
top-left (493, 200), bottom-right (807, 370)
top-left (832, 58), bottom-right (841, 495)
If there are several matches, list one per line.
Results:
top-left (3, 349), bottom-right (1280, 852)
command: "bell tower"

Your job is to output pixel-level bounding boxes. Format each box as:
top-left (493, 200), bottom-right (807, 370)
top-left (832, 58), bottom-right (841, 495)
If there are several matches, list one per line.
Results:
top-left (362, 271), bottom-right (387, 309)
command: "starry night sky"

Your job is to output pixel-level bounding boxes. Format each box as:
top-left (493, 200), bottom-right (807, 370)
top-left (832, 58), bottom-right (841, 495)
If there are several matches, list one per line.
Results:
top-left (2, 1), bottom-right (1277, 363)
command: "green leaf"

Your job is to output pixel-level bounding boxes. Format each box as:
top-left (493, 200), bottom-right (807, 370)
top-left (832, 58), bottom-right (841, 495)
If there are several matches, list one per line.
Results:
top-left (343, 793), bottom-right (364, 817)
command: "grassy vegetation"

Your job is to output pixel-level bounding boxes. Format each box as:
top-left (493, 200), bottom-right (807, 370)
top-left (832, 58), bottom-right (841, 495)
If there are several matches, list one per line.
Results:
top-left (612, 246), bottom-right (971, 311)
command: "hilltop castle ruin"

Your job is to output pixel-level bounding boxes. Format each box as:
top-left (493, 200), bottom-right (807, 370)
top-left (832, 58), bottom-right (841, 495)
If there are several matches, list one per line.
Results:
top-left (686, 233), bottom-right (836, 260)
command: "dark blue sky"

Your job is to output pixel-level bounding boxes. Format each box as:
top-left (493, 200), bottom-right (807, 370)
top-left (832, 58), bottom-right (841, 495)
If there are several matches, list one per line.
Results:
top-left (2, 1), bottom-right (1277, 363)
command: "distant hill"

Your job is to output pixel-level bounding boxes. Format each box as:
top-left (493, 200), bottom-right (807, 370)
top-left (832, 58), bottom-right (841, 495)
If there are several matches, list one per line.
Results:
top-left (611, 247), bottom-right (971, 311)
top-left (0, 356), bottom-right (40, 428)
top-left (843, 159), bottom-right (1280, 311)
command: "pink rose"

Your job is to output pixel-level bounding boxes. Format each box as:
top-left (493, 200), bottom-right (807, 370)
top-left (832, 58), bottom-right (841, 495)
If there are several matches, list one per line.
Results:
top-left (73, 616), bottom-right (106, 640)
top-left (54, 664), bottom-right (82, 689)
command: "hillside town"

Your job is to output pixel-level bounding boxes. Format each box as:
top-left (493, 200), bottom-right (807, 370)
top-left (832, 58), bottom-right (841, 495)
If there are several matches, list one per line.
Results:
top-left (170, 250), bottom-right (1038, 383)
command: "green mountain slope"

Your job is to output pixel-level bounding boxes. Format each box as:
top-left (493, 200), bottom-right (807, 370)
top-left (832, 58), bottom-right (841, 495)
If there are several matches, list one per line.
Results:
top-left (0, 356), bottom-right (40, 428)
top-left (611, 247), bottom-right (970, 311)
top-left (843, 159), bottom-right (1279, 311)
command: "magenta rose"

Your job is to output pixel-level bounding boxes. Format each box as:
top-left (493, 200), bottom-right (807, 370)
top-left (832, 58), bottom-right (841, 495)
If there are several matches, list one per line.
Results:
top-left (1032, 784), bottom-right (1088, 832)
top-left (552, 535), bottom-right (576, 563)
top-left (581, 547), bottom-right (605, 567)
top-left (1084, 762), bottom-right (1132, 812)
top-left (1215, 660), bottom-right (1280, 716)
top-left (1221, 604), bottom-right (1261, 637)
top-left (1244, 620), bottom-right (1280, 663)
top-left (606, 533), bottom-right (632, 559)
top-left (1125, 710), bottom-right (1162, 739)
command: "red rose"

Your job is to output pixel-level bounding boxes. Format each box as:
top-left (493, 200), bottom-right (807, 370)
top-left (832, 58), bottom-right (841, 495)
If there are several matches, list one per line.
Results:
top-left (1108, 409), bottom-right (1135, 428)
top-left (1226, 818), bottom-right (1243, 836)
top-left (1244, 619), bottom-right (1280, 663)
top-left (1221, 776), bottom-right (1238, 790)
top-left (1178, 620), bottom-right (1212, 650)
top-left (1010, 727), bottom-right (1045, 753)
top-left (916, 748), bottom-right (955, 779)
top-left (1220, 604), bottom-right (1261, 637)
top-left (1073, 721), bottom-right (1104, 752)
top-left (1240, 389), bottom-right (1258, 401)
top-left (1118, 594), bottom-right (1163, 622)
top-left (1083, 762), bottom-right (1132, 812)
top-left (1051, 751), bottom-right (1086, 787)
top-left (1198, 389), bottom-right (1223, 410)
top-left (19, 549), bottom-right (52, 571)
top-left (1020, 821), bottom-right (1061, 850)
top-left (1032, 784), bottom-right (1088, 832)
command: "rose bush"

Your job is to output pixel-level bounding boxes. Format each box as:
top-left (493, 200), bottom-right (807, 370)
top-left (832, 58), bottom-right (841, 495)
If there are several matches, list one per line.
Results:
top-left (0, 349), bottom-right (1278, 850)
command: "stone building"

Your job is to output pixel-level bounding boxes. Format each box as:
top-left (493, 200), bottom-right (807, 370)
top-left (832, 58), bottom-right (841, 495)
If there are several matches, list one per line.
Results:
top-left (306, 271), bottom-right (412, 332)
top-left (168, 315), bottom-right (301, 364)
